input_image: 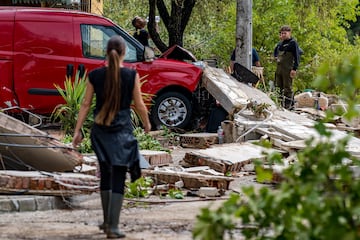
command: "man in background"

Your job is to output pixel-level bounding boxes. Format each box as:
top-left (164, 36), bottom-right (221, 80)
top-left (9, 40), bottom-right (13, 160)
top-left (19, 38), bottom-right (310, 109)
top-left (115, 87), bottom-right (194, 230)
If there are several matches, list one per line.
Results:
top-left (274, 25), bottom-right (301, 109)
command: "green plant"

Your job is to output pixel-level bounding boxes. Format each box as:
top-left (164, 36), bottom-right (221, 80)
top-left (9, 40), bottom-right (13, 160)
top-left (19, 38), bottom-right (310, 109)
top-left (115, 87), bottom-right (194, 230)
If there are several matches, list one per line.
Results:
top-left (62, 133), bottom-right (93, 154)
top-left (247, 101), bottom-right (271, 118)
top-left (125, 177), bottom-right (153, 198)
top-left (54, 72), bottom-right (152, 154)
top-left (159, 125), bottom-right (180, 146)
top-left (130, 75), bottom-right (155, 128)
top-left (133, 127), bottom-right (170, 153)
top-left (168, 189), bottom-right (184, 199)
top-left (52, 71), bottom-right (94, 136)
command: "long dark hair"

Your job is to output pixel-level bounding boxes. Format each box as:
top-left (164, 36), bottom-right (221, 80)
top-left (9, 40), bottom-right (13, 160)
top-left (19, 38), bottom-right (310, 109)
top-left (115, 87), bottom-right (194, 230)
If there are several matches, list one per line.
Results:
top-left (95, 35), bottom-right (126, 126)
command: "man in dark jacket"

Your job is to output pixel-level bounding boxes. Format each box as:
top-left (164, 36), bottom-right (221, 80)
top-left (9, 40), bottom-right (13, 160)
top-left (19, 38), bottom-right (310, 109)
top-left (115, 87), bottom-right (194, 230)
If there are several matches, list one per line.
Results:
top-left (274, 25), bottom-right (301, 109)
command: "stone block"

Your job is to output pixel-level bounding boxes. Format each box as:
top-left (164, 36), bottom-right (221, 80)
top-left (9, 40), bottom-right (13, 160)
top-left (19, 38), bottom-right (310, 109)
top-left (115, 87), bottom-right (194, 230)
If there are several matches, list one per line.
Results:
top-left (0, 199), bottom-right (16, 212)
top-left (18, 198), bottom-right (36, 212)
top-left (35, 196), bottom-right (55, 211)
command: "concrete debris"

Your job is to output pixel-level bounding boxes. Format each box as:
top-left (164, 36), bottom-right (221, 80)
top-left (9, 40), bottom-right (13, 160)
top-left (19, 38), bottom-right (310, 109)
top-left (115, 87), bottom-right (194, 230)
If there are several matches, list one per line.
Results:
top-left (180, 143), bottom-right (275, 174)
top-left (0, 112), bottom-right (98, 196)
top-left (140, 150), bottom-right (172, 166)
top-left (142, 168), bottom-right (234, 190)
top-left (202, 66), bottom-right (276, 115)
top-left (294, 91), bottom-right (328, 109)
top-left (171, 66), bottom-right (360, 186)
top-left (0, 112), bottom-right (83, 172)
top-left (1, 65), bottom-right (360, 197)
top-left (294, 91), bottom-right (360, 129)
top-left (198, 187), bottom-right (221, 197)
top-left (0, 170), bottom-right (99, 195)
top-left (180, 132), bottom-right (218, 148)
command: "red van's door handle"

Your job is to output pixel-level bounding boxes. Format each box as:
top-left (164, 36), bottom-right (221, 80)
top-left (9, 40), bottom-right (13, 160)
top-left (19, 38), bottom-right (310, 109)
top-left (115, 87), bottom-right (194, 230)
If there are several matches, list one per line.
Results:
top-left (66, 64), bottom-right (74, 78)
top-left (78, 64), bottom-right (85, 78)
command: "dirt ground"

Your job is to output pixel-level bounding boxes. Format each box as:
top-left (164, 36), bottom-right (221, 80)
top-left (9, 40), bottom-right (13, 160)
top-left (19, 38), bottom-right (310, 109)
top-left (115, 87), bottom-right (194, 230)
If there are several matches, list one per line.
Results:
top-left (0, 147), bottom-right (259, 240)
top-left (0, 194), bottom-right (227, 240)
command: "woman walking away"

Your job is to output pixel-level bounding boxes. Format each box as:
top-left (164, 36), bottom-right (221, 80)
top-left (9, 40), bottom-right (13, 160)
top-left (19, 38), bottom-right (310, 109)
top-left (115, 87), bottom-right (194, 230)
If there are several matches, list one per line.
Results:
top-left (72, 35), bottom-right (151, 239)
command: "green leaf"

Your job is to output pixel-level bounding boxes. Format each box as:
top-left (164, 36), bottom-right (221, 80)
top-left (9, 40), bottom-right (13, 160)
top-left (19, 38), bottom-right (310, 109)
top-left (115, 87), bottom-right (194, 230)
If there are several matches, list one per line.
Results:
top-left (255, 166), bottom-right (273, 183)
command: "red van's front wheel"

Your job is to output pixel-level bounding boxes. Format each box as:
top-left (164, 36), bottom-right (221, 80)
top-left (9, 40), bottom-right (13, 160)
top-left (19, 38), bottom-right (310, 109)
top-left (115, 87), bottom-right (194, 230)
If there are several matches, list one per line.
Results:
top-left (151, 92), bottom-right (192, 129)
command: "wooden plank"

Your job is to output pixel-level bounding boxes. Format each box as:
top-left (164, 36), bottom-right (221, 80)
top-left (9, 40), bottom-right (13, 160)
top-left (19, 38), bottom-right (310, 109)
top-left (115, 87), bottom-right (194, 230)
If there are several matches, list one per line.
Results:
top-left (255, 127), bottom-right (296, 142)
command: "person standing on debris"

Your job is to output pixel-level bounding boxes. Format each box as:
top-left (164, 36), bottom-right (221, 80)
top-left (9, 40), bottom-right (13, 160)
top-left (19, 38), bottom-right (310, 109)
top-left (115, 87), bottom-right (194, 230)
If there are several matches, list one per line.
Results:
top-left (72, 35), bottom-right (151, 239)
top-left (274, 25), bottom-right (301, 109)
top-left (132, 16), bottom-right (150, 47)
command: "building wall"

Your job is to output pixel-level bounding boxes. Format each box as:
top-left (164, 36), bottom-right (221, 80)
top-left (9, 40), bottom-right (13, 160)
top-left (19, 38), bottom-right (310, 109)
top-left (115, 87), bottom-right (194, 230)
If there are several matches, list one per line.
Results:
top-left (90, 0), bottom-right (102, 15)
top-left (0, 0), bottom-right (103, 14)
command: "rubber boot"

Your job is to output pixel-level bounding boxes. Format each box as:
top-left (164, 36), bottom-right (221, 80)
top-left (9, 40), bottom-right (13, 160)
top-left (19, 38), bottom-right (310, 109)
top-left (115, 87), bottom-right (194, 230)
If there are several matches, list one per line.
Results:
top-left (107, 193), bottom-right (126, 239)
top-left (284, 96), bottom-right (294, 110)
top-left (99, 190), bottom-right (111, 233)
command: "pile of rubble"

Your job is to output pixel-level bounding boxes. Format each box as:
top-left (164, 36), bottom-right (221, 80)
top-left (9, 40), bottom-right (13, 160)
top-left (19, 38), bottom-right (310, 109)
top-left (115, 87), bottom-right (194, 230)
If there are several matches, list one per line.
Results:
top-left (139, 67), bottom-right (360, 196)
top-left (1, 66), bottom-right (359, 199)
top-left (0, 111), bottom-right (99, 196)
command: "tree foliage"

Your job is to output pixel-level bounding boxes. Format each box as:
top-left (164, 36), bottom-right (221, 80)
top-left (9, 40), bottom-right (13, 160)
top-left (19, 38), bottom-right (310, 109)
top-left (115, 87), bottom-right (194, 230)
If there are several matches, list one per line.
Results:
top-left (251, 0), bottom-right (360, 92)
top-left (103, 0), bottom-right (360, 92)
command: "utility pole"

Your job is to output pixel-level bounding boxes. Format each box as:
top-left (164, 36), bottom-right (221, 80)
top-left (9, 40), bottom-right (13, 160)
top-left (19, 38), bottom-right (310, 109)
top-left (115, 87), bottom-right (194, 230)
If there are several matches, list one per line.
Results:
top-left (235, 0), bottom-right (252, 70)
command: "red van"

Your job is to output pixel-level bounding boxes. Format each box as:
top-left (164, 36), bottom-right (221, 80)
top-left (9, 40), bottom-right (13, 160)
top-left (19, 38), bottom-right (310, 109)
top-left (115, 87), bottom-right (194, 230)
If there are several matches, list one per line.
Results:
top-left (0, 7), bottom-right (204, 129)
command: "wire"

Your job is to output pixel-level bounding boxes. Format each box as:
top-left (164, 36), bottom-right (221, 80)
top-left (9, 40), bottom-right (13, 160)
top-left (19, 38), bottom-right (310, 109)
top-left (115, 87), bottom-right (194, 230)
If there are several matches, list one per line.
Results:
top-left (1, 149), bottom-right (37, 170)
top-left (0, 133), bottom-right (57, 140)
top-left (0, 142), bottom-right (75, 150)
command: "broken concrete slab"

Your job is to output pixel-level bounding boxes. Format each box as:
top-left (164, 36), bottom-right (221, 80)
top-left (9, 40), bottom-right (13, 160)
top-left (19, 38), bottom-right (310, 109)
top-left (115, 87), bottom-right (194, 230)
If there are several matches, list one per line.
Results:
top-left (142, 168), bottom-right (233, 190)
top-left (235, 109), bottom-right (360, 158)
top-left (0, 112), bottom-right (83, 172)
top-left (202, 66), bottom-right (276, 115)
top-left (181, 142), bottom-right (275, 174)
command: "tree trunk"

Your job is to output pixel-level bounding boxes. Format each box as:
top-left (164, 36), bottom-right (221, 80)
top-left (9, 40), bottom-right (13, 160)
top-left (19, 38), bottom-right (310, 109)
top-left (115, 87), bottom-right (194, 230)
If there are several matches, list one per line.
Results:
top-left (235, 0), bottom-right (252, 70)
top-left (148, 0), bottom-right (168, 52)
top-left (148, 0), bottom-right (196, 53)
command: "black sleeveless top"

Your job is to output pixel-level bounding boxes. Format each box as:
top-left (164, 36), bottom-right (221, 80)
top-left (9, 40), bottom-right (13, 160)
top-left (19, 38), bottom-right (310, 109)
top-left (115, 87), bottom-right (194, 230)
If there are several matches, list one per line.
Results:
top-left (89, 66), bottom-right (136, 116)
top-left (88, 66), bottom-right (140, 167)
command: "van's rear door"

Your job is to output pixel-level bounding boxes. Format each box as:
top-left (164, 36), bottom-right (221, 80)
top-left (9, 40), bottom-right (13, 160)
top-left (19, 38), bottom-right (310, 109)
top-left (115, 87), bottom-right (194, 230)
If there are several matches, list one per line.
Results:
top-left (13, 10), bottom-right (76, 114)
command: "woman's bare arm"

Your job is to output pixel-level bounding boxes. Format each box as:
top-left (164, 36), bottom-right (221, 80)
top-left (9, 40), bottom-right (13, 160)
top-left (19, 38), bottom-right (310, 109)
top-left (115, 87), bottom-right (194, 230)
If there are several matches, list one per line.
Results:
top-left (133, 73), bottom-right (151, 132)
